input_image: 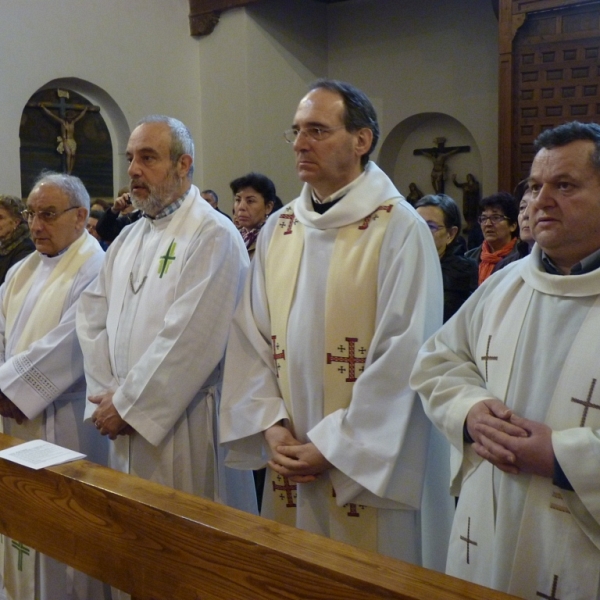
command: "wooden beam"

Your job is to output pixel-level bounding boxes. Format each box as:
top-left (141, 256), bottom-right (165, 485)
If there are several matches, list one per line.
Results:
top-left (188, 0), bottom-right (262, 36)
top-left (0, 432), bottom-right (519, 600)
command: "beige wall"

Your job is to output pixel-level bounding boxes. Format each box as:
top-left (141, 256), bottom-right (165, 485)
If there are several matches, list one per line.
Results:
top-left (0, 0), bottom-right (499, 214)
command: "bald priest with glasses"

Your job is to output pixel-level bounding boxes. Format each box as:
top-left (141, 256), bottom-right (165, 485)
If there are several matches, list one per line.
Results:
top-left (220, 79), bottom-right (446, 566)
top-left (0, 171), bottom-right (106, 600)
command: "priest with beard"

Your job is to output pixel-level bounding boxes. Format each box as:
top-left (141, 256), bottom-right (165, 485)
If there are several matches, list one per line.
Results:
top-left (76, 116), bottom-right (257, 553)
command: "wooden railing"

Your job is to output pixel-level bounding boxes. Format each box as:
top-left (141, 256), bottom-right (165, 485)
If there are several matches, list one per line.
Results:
top-left (0, 433), bottom-right (519, 599)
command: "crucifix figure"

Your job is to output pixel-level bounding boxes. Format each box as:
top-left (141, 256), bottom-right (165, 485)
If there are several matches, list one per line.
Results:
top-left (414, 137), bottom-right (470, 194)
top-left (29, 89), bottom-right (100, 174)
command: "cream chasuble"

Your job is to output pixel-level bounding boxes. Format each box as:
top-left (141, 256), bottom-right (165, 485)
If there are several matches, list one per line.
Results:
top-left (0, 231), bottom-right (106, 600)
top-left (412, 245), bottom-right (600, 599)
top-left (221, 162), bottom-right (446, 565)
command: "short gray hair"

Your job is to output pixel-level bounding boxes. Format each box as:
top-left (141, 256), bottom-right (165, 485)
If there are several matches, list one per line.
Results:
top-left (137, 115), bottom-right (195, 179)
top-left (30, 171), bottom-right (90, 211)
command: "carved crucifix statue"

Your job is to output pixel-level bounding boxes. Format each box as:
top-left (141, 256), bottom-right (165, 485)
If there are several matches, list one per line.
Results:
top-left (413, 137), bottom-right (470, 194)
top-left (29, 90), bottom-right (100, 174)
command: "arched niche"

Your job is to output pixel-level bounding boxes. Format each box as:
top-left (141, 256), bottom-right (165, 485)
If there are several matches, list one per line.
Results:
top-left (378, 113), bottom-right (483, 214)
top-left (20, 78), bottom-right (130, 199)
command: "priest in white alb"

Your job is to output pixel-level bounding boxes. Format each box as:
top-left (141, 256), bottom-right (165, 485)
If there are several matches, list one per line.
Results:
top-left (220, 80), bottom-right (446, 565)
top-left (0, 172), bottom-right (106, 600)
top-left (411, 121), bottom-right (600, 599)
top-left (76, 116), bottom-right (257, 520)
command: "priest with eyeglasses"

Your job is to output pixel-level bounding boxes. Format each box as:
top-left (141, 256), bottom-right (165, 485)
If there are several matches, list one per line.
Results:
top-left (0, 171), bottom-right (106, 600)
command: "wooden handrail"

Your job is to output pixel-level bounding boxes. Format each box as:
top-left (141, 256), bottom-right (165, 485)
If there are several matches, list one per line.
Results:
top-left (0, 433), bottom-right (519, 599)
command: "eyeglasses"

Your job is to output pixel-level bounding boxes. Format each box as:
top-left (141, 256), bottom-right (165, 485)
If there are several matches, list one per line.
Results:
top-left (426, 222), bottom-right (446, 233)
top-left (22, 206), bottom-right (78, 223)
top-left (478, 214), bottom-right (508, 225)
top-left (283, 126), bottom-right (346, 144)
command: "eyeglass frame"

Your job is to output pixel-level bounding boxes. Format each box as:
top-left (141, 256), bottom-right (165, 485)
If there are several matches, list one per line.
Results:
top-left (283, 125), bottom-right (347, 144)
top-left (477, 214), bottom-right (509, 226)
top-left (22, 206), bottom-right (79, 223)
top-left (425, 221), bottom-right (447, 233)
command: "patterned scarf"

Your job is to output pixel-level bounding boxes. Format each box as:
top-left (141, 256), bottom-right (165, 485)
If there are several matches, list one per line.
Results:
top-left (479, 237), bottom-right (517, 285)
top-left (0, 222), bottom-right (31, 256)
top-left (240, 220), bottom-right (266, 252)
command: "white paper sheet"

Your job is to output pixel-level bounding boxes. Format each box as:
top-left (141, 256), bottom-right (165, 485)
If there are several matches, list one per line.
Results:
top-left (0, 440), bottom-right (85, 470)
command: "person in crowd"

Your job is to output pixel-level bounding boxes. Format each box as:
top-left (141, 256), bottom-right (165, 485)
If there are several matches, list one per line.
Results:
top-left (415, 194), bottom-right (478, 322)
top-left (91, 197), bottom-right (112, 213)
top-left (95, 186), bottom-right (142, 243)
top-left (220, 80), bottom-right (444, 565)
top-left (76, 115), bottom-right (257, 530)
top-left (87, 208), bottom-right (109, 250)
top-left (230, 173), bottom-right (278, 258)
top-left (411, 121), bottom-right (600, 599)
top-left (0, 172), bottom-right (106, 599)
top-left (0, 195), bottom-right (35, 284)
top-left (201, 188), bottom-right (232, 221)
top-left (465, 192), bottom-right (519, 285)
top-left (494, 180), bottom-right (534, 272)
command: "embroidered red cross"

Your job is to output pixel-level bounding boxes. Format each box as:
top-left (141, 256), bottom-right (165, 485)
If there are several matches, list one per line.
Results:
top-left (278, 211), bottom-right (298, 235)
top-left (273, 475), bottom-right (297, 507)
top-left (327, 337), bottom-right (366, 382)
top-left (271, 335), bottom-right (285, 378)
top-left (358, 205), bottom-right (393, 230)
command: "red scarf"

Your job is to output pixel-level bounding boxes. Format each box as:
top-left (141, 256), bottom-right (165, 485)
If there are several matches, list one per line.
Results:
top-left (478, 238), bottom-right (517, 285)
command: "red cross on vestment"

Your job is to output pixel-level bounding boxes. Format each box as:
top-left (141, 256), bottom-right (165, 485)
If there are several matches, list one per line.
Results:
top-left (459, 517), bottom-right (478, 565)
top-left (358, 204), bottom-right (393, 230)
top-left (327, 338), bottom-right (366, 383)
top-left (345, 503), bottom-right (367, 517)
top-left (273, 475), bottom-right (297, 507)
top-left (278, 210), bottom-right (298, 235)
top-left (271, 335), bottom-right (285, 378)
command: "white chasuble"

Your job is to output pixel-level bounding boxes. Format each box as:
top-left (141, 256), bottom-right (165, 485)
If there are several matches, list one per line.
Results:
top-left (77, 186), bottom-right (256, 516)
top-left (412, 245), bottom-right (600, 599)
top-left (221, 162), bottom-right (446, 564)
top-left (0, 231), bottom-right (106, 600)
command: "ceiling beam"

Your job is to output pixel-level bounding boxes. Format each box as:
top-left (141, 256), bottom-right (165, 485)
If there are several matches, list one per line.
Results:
top-left (188, 0), bottom-right (262, 36)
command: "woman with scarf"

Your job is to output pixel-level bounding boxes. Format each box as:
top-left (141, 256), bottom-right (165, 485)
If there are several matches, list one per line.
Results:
top-left (230, 172), bottom-right (281, 259)
top-left (465, 191), bottom-right (519, 285)
top-left (0, 195), bottom-right (35, 284)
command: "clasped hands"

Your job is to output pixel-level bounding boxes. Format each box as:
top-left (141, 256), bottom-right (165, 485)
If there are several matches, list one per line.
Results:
top-left (264, 423), bottom-right (332, 483)
top-left (90, 391), bottom-right (133, 440)
top-left (466, 398), bottom-right (554, 478)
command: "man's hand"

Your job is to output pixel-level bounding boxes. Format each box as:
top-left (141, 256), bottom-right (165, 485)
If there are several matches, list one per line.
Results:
top-left (0, 393), bottom-right (27, 425)
top-left (264, 424), bottom-right (332, 483)
top-left (466, 399), bottom-right (528, 474)
top-left (111, 193), bottom-right (131, 214)
top-left (89, 392), bottom-right (133, 440)
top-left (475, 413), bottom-right (554, 478)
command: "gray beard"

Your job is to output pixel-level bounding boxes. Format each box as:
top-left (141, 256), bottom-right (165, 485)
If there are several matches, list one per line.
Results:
top-left (130, 170), bottom-right (181, 217)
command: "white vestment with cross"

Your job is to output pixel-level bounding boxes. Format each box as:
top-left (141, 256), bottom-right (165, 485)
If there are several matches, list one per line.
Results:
top-left (221, 162), bottom-right (451, 568)
top-left (412, 245), bottom-right (600, 599)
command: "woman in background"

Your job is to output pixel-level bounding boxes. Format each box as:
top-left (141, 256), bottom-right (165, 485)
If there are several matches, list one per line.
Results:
top-left (415, 194), bottom-right (477, 322)
top-left (0, 195), bottom-right (34, 284)
top-left (230, 172), bottom-right (281, 259)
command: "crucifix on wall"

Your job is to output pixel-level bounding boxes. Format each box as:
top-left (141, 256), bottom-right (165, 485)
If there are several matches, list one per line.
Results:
top-left (413, 137), bottom-right (470, 194)
top-left (28, 89), bottom-right (100, 174)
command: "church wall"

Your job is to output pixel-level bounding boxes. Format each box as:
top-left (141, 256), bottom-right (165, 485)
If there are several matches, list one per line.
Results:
top-left (197, 1), bottom-right (329, 210)
top-left (0, 0), bottom-right (201, 198)
top-left (326, 0), bottom-right (499, 199)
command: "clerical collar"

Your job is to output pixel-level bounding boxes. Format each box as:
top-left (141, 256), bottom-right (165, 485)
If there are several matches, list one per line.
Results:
top-left (542, 246), bottom-right (600, 275)
top-left (144, 192), bottom-right (187, 220)
top-left (310, 171), bottom-right (366, 214)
